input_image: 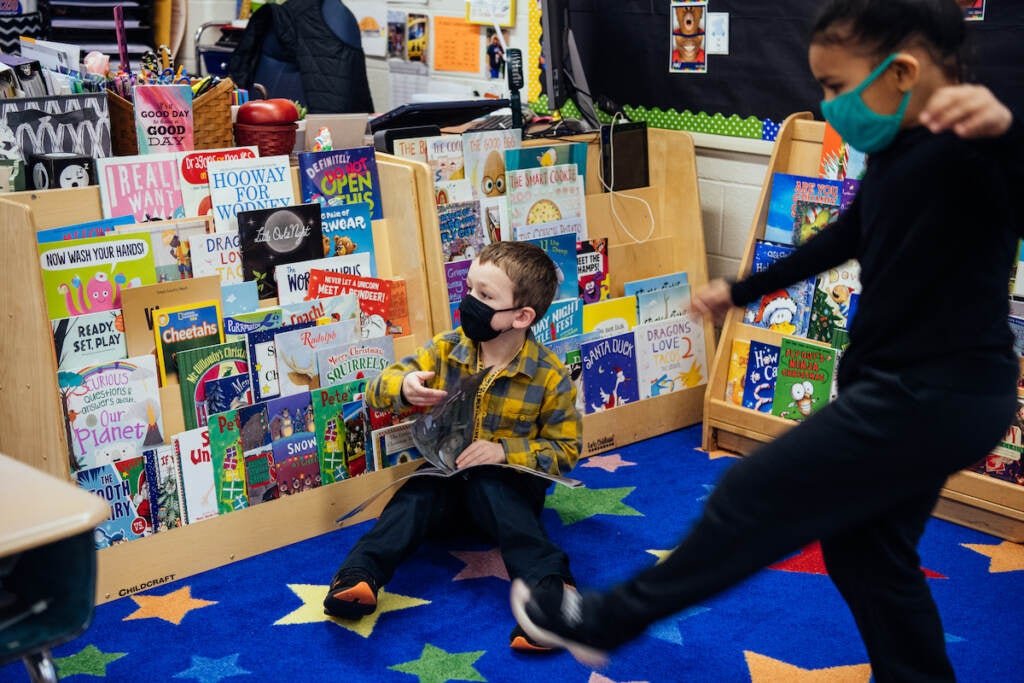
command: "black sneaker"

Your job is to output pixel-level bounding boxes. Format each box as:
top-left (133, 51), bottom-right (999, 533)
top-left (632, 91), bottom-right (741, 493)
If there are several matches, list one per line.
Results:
top-left (509, 623), bottom-right (557, 652)
top-left (510, 578), bottom-right (609, 668)
top-left (323, 570), bottom-right (378, 619)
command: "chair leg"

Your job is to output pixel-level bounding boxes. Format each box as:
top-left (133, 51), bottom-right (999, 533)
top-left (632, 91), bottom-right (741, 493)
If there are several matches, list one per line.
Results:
top-left (23, 649), bottom-right (58, 683)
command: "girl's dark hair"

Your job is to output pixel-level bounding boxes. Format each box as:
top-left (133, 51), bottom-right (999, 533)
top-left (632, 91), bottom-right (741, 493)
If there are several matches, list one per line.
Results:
top-left (811, 0), bottom-right (966, 79)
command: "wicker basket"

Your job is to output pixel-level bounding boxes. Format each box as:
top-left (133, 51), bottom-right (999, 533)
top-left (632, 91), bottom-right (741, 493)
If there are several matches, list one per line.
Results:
top-left (233, 121), bottom-right (298, 157)
top-left (108, 77), bottom-right (236, 156)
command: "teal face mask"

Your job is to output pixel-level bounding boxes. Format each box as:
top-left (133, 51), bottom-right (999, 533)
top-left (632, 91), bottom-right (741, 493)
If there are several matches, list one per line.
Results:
top-left (820, 53), bottom-right (911, 154)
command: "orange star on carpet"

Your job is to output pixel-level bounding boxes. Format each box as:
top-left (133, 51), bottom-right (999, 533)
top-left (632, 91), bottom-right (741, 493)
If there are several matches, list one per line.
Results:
top-left (769, 542), bottom-right (945, 578)
top-left (123, 586), bottom-right (217, 625)
top-left (962, 540), bottom-right (1024, 573)
top-left (745, 650), bottom-right (871, 682)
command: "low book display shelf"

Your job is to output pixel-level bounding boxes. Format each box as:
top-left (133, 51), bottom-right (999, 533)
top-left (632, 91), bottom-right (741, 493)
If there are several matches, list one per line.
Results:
top-left (701, 112), bottom-right (1024, 543)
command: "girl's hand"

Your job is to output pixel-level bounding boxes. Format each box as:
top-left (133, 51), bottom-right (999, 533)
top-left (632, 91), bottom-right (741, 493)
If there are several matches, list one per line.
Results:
top-left (401, 371), bottom-right (448, 407)
top-left (689, 278), bottom-right (735, 322)
top-left (455, 440), bottom-right (506, 469)
top-left (920, 84), bottom-right (1013, 139)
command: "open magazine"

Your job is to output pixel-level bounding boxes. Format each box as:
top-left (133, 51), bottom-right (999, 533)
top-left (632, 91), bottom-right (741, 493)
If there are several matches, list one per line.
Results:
top-left (334, 369), bottom-right (583, 524)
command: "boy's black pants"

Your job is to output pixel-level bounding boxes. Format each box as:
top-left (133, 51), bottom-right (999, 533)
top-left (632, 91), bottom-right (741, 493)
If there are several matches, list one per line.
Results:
top-left (337, 465), bottom-right (572, 588)
top-left (600, 367), bottom-right (1016, 683)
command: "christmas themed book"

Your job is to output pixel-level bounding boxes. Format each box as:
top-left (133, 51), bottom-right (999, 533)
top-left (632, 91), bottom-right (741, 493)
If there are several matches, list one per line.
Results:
top-left (764, 172), bottom-right (842, 246)
top-left (247, 320), bottom-right (316, 402)
top-left (317, 335), bottom-right (395, 388)
top-left (207, 408), bottom-right (250, 514)
top-left (274, 318), bottom-right (360, 396)
top-left (267, 390), bottom-right (321, 496)
top-left (275, 252), bottom-right (373, 305)
top-left (175, 340), bottom-right (249, 430)
top-left (581, 330), bottom-right (640, 414)
top-left (742, 240), bottom-right (814, 337)
top-left (741, 340), bottom-right (780, 413)
top-left (771, 337), bottom-right (836, 421)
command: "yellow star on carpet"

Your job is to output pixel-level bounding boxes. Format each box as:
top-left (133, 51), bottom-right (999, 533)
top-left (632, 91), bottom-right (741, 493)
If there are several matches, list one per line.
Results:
top-left (123, 586), bottom-right (217, 625)
top-left (647, 549), bottom-right (675, 564)
top-left (275, 583), bottom-right (429, 638)
top-left (704, 449), bottom-right (742, 460)
top-left (745, 651), bottom-right (871, 682)
top-left (962, 540), bottom-right (1024, 573)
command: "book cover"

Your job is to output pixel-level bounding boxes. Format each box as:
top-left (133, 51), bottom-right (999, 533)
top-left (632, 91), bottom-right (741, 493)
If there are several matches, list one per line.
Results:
top-left (207, 409), bottom-right (250, 514)
top-left (119, 275), bottom-right (222, 360)
top-left (391, 136), bottom-right (429, 163)
top-left (298, 146), bottom-right (383, 220)
top-left (279, 292), bottom-right (361, 328)
top-left (237, 402), bottom-right (278, 504)
top-left (203, 373), bottom-right (252, 414)
top-left (545, 335), bottom-right (584, 413)
top-left (275, 253), bottom-right (372, 305)
top-left (634, 315), bottom-right (707, 399)
top-left (224, 306), bottom-right (282, 343)
top-left (117, 217), bottom-right (210, 283)
top-left (513, 216), bottom-right (587, 242)
top-left (51, 308), bottom-right (127, 371)
top-left (207, 154), bottom-right (295, 233)
top-left (76, 456), bottom-right (153, 548)
top-left (437, 200), bottom-right (486, 262)
top-left (142, 443), bottom-right (184, 532)
top-left (577, 238), bottom-right (610, 303)
top-left (321, 202), bottom-right (376, 276)
top-left (222, 281), bottom-right (260, 316)
top-left (818, 122), bottom-right (867, 181)
top-left (247, 320), bottom-right (316, 402)
top-left (445, 259), bottom-right (472, 326)
top-left (96, 152), bottom-right (185, 221)
top-left (317, 335), bottom-right (395, 387)
top-left (425, 135), bottom-right (465, 184)
top-left (623, 270), bottom-right (689, 298)
top-left (461, 128), bottom-right (521, 200)
top-left (504, 142), bottom-right (588, 178)
top-left (741, 340), bottom-right (780, 412)
top-left (59, 354), bottom-right (164, 473)
top-left (771, 337), bottom-right (836, 421)
top-left (840, 178), bottom-right (861, 213)
top-left (742, 240), bottom-right (814, 337)
top-left (190, 230), bottom-right (243, 284)
top-left (582, 295), bottom-right (638, 338)
top-left (434, 179), bottom-right (474, 205)
top-left (308, 270), bottom-right (408, 338)
top-left (176, 146), bottom-right (258, 217)
top-left (267, 390), bottom-right (321, 495)
top-left (532, 297), bottom-right (583, 345)
top-left (176, 340), bottom-right (249, 430)
top-left (636, 283), bottom-right (691, 325)
top-left (174, 426), bottom-right (218, 524)
top-left (480, 195), bottom-right (510, 243)
top-left (581, 330), bottom-right (640, 414)
top-left (274, 319), bottom-right (361, 396)
top-left (371, 420), bottom-right (421, 470)
top-left (35, 215), bottom-right (134, 243)
top-left (525, 232), bottom-right (578, 302)
top-left (133, 84), bottom-right (194, 154)
top-left (506, 163), bottom-right (587, 230)
top-left (238, 202), bottom-right (324, 300)
top-left (38, 232), bottom-right (157, 320)
top-left (724, 338), bottom-right (750, 406)
top-left (313, 385), bottom-right (351, 484)
top-left (807, 260), bottom-right (861, 344)
top-left (342, 398), bottom-right (370, 476)
top-left (764, 172), bottom-right (842, 246)
top-left (152, 299), bottom-right (224, 386)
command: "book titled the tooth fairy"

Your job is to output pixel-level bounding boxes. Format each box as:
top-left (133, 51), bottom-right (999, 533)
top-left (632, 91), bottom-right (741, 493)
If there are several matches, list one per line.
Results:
top-left (133, 84), bottom-right (194, 154)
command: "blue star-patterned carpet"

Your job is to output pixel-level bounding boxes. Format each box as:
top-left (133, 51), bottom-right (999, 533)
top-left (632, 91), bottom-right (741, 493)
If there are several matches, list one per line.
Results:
top-left (4, 424), bottom-right (1024, 682)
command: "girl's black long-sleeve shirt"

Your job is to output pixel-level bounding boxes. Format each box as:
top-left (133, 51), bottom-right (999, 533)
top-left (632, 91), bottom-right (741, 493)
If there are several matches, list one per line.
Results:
top-left (731, 124), bottom-right (1020, 392)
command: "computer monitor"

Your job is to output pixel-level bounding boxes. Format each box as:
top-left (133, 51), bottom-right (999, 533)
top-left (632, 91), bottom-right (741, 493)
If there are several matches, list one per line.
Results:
top-left (539, 0), bottom-right (600, 130)
top-left (368, 99), bottom-right (510, 134)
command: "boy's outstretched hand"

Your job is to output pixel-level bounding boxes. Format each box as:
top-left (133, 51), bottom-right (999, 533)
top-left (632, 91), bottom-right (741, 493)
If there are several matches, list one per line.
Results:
top-left (920, 84), bottom-right (1013, 139)
top-left (455, 440), bottom-right (506, 469)
top-left (689, 278), bottom-right (735, 323)
top-left (401, 371), bottom-right (448, 407)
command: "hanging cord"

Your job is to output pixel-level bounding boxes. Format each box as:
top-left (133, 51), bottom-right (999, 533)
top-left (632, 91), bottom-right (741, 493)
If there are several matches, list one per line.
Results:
top-left (596, 111), bottom-right (656, 244)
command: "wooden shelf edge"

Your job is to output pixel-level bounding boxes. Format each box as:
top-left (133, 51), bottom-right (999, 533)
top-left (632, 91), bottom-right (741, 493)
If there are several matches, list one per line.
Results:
top-left (943, 470), bottom-right (1024, 508)
top-left (581, 386), bottom-right (704, 456)
top-left (933, 495), bottom-right (1024, 543)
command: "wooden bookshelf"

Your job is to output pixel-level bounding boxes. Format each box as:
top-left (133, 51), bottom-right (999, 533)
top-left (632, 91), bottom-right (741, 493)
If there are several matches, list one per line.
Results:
top-left (0, 152), bottom-right (441, 604)
top-left (419, 127), bottom-right (715, 456)
top-left (700, 112), bottom-right (1024, 542)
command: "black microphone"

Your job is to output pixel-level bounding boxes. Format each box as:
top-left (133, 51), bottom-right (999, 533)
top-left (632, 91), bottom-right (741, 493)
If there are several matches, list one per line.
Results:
top-left (507, 48), bottom-right (524, 136)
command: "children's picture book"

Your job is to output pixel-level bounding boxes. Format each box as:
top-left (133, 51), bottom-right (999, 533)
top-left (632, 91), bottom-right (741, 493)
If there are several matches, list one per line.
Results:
top-left (741, 340), bottom-right (780, 413)
top-left (437, 200), bottom-right (486, 262)
top-left (207, 409), bottom-right (250, 514)
top-left (317, 335), bottom-right (395, 387)
top-left (480, 195), bottom-right (509, 243)
top-left (505, 142), bottom-right (588, 178)
top-left (371, 420), bottom-right (421, 470)
top-left (95, 152), bottom-right (185, 221)
top-left (636, 283), bottom-right (690, 325)
top-left (435, 179), bottom-right (474, 205)
top-left (771, 337), bottom-right (836, 421)
top-left (35, 215), bottom-right (134, 243)
top-left (190, 230), bottom-right (243, 284)
top-left (461, 128), bottom-right (521, 200)
top-left (818, 122), bottom-right (867, 181)
top-left (307, 270), bottom-right (409, 338)
top-left (724, 338), bottom-right (750, 406)
top-left (623, 270), bottom-right (689, 298)
top-left (274, 318), bottom-right (360, 396)
top-left (152, 299), bottom-right (224, 386)
top-left (176, 340), bottom-right (249, 430)
top-left (267, 390), bottom-right (321, 496)
top-left (117, 217), bottom-right (209, 282)
top-left (133, 83), bottom-right (194, 153)
top-left (76, 456), bottom-right (153, 548)
top-left (545, 335), bottom-right (584, 413)
top-left (275, 252), bottom-right (373, 305)
top-left (425, 135), bottom-right (465, 184)
top-left (581, 330), bottom-right (640, 414)
top-left (237, 402), bottom-right (277, 504)
top-left (203, 373), bottom-right (252, 415)
top-left (224, 306), bottom-right (282, 343)
top-left (342, 398), bottom-right (370, 476)
top-left (312, 385), bottom-right (352, 484)
top-left (237, 202), bottom-right (324, 299)
top-left (840, 178), bottom-right (861, 213)
top-left (142, 443), bottom-right (184, 532)
top-left (582, 295), bottom-right (638, 338)
top-left (321, 202), bottom-right (376, 275)
top-left (742, 240), bottom-right (814, 337)
top-left (514, 216), bottom-right (587, 242)
top-left (298, 146), bottom-right (383, 219)
top-left (764, 172), bottom-right (842, 246)
top-left (445, 259), bottom-right (472, 326)
top-left (207, 154), bottom-right (294, 233)
top-left (506, 163), bottom-right (587, 230)
top-left (37, 232), bottom-right (157, 320)
top-left (222, 281), bottom-right (259, 316)
top-left (58, 354), bottom-right (164, 473)
top-left (176, 146), bottom-right (258, 217)
top-left (526, 232), bottom-right (578, 302)
top-left (577, 238), bottom-right (610, 303)
top-left (174, 425), bottom-right (218, 524)
top-left (634, 315), bottom-right (707, 399)
top-left (247, 320), bottom-right (316, 402)
top-left (391, 136), bottom-right (429, 163)
top-left (807, 260), bottom-right (861, 344)
top-left (119, 275), bottom-right (222, 360)
top-left (279, 292), bottom-right (361, 328)
top-left (532, 297), bottom-right (583, 345)
top-left (51, 308), bottom-right (127, 371)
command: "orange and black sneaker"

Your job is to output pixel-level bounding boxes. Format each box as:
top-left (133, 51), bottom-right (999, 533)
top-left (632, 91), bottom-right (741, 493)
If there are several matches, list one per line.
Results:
top-left (323, 570), bottom-right (378, 619)
top-left (510, 623), bottom-right (557, 652)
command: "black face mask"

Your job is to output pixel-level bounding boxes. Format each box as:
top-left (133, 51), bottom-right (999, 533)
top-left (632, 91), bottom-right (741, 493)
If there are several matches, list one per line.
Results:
top-left (458, 294), bottom-right (519, 342)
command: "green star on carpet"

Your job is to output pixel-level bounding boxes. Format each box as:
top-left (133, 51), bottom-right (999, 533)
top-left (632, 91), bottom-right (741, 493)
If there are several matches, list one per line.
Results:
top-left (173, 653), bottom-right (251, 683)
top-left (388, 643), bottom-right (486, 683)
top-left (54, 645), bottom-right (126, 677)
top-left (545, 484), bottom-right (643, 525)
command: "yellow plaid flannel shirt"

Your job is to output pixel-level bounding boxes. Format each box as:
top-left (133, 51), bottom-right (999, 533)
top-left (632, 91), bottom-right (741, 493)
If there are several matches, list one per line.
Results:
top-left (365, 328), bottom-right (581, 475)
